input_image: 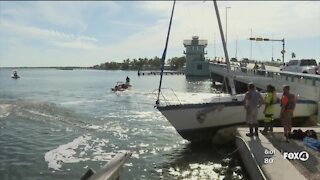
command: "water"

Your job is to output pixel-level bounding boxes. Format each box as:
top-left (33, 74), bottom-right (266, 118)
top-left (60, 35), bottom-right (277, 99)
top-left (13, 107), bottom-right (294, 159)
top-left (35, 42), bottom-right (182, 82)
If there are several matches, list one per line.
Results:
top-left (0, 69), bottom-right (248, 179)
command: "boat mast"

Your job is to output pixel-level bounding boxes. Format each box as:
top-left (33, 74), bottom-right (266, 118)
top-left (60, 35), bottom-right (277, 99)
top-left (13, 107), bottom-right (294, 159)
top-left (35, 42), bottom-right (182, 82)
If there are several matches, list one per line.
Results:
top-left (156, 0), bottom-right (176, 105)
top-left (213, 0), bottom-right (236, 96)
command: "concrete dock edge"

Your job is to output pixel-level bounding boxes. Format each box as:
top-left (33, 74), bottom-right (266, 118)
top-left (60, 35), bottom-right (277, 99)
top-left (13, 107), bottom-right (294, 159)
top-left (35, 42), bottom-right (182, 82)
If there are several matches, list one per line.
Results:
top-left (235, 136), bottom-right (267, 180)
top-left (235, 128), bottom-right (307, 180)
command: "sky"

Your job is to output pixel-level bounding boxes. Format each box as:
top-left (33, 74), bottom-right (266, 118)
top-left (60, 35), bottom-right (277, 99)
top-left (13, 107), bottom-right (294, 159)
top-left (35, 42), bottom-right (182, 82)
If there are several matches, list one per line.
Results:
top-left (0, 1), bottom-right (319, 67)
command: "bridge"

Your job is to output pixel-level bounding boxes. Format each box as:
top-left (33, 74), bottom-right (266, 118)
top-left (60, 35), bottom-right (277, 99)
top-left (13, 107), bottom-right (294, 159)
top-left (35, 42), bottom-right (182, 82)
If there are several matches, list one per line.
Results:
top-left (209, 62), bottom-right (320, 121)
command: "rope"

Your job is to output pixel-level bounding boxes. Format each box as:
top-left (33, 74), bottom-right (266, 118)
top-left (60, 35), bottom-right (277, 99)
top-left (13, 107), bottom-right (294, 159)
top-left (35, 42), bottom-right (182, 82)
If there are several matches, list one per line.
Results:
top-left (216, 144), bottom-right (242, 158)
top-left (156, 0), bottom-right (176, 105)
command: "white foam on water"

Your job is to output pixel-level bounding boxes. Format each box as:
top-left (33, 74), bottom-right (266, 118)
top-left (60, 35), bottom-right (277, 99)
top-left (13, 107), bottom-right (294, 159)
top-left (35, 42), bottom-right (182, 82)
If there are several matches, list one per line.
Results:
top-left (124, 163), bottom-right (132, 167)
top-left (50, 128), bottom-right (61, 132)
top-left (25, 109), bottom-right (53, 118)
top-left (45, 134), bottom-right (118, 170)
top-left (139, 143), bottom-right (149, 148)
top-left (85, 124), bottom-right (101, 130)
top-left (82, 123), bottom-right (129, 140)
top-left (90, 138), bottom-right (115, 162)
top-left (167, 163), bottom-right (222, 179)
top-left (45, 134), bottom-right (92, 170)
top-left (59, 100), bottom-right (86, 105)
top-left (0, 104), bottom-right (12, 118)
top-left (126, 111), bottom-right (155, 119)
top-left (60, 99), bottom-right (105, 105)
top-left (102, 122), bottom-right (129, 140)
top-left (65, 127), bottom-right (73, 132)
top-left (131, 152), bottom-right (140, 159)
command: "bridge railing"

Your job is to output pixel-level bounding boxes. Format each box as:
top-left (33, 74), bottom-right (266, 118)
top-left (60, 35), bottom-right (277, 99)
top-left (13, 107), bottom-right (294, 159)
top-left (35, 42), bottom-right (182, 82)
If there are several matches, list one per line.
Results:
top-left (209, 62), bottom-right (320, 87)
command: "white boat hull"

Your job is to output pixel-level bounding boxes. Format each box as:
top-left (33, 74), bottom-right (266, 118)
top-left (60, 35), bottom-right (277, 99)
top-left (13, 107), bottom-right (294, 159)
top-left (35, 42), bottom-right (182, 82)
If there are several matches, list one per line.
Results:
top-left (157, 94), bottom-right (317, 142)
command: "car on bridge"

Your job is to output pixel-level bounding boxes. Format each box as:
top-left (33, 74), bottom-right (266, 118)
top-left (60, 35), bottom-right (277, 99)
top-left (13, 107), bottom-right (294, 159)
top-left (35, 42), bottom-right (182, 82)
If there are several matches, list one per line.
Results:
top-left (280, 59), bottom-right (318, 74)
top-left (241, 58), bottom-right (250, 64)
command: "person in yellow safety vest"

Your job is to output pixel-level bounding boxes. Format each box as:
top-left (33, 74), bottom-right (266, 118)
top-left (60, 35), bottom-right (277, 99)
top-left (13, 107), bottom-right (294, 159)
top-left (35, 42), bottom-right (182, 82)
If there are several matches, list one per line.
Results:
top-left (260, 85), bottom-right (277, 135)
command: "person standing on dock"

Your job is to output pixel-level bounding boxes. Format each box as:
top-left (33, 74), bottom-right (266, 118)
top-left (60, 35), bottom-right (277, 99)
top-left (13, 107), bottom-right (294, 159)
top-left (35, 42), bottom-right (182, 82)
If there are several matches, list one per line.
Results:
top-left (260, 63), bottom-right (266, 76)
top-left (260, 85), bottom-right (277, 135)
top-left (244, 83), bottom-right (264, 137)
top-left (253, 61), bottom-right (259, 74)
top-left (280, 85), bottom-right (296, 142)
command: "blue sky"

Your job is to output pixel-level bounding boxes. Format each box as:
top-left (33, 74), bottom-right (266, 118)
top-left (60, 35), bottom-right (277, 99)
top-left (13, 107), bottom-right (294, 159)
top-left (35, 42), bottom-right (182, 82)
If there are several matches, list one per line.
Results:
top-left (0, 1), bottom-right (319, 67)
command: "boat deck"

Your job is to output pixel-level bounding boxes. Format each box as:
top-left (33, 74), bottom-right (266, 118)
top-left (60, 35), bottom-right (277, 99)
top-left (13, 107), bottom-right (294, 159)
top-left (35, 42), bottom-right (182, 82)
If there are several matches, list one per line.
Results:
top-left (236, 127), bottom-right (320, 180)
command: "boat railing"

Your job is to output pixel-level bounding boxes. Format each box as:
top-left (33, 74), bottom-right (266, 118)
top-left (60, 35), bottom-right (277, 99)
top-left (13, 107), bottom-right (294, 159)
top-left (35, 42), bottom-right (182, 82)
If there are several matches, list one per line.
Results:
top-left (153, 88), bottom-right (182, 106)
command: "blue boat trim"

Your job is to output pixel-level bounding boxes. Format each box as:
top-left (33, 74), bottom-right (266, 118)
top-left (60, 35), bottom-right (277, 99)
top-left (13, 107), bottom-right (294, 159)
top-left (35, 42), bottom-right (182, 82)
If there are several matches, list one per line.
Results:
top-left (157, 99), bottom-right (316, 111)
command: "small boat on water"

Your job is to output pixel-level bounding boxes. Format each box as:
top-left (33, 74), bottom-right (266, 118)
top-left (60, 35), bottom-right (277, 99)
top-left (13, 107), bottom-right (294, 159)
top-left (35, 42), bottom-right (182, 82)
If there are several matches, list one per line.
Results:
top-left (111, 81), bottom-right (131, 92)
top-left (11, 70), bottom-right (20, 79)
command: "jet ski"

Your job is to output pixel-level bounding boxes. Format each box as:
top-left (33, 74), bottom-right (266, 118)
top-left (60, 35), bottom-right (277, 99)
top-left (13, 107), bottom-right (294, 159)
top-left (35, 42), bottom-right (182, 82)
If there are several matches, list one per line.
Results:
top-left (111, 81), bottom-right (131, 92)
top-left (11, 71), bottom-right (20, 79)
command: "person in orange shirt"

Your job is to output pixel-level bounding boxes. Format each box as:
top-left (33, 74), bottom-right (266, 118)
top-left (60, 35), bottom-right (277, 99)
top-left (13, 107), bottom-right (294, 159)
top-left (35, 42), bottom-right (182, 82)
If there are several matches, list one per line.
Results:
top-left (280, 85), bottom-right (296, 142)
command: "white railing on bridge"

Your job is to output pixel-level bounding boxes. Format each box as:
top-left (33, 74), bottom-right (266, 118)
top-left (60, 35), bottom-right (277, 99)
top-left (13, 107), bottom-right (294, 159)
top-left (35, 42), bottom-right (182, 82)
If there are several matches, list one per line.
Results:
top-left (209, 62), bottom-right (320, 100)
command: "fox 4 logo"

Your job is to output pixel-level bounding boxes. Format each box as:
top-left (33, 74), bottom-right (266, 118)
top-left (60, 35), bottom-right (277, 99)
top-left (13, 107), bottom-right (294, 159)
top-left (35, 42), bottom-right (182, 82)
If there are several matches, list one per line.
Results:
top-left (283, 151), bottom-right (309, 161)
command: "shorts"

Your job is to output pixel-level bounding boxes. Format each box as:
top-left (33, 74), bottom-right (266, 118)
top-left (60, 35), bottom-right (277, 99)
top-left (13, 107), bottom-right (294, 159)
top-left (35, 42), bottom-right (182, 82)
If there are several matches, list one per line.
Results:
top-left (246, 108), bottom-right (258, 124)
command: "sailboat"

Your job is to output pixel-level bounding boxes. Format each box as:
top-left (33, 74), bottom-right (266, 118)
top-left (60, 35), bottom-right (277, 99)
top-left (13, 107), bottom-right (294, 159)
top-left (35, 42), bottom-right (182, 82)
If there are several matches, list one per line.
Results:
top-left (155, 1), bottom-right (317, 142)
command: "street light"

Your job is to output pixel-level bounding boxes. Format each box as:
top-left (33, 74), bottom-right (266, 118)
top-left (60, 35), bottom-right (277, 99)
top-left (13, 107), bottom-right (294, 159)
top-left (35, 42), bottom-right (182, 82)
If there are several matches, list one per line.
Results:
top-left (248, 37), bottom-right (285, 63)
top-left (225, 7), bottom-right (231, 48)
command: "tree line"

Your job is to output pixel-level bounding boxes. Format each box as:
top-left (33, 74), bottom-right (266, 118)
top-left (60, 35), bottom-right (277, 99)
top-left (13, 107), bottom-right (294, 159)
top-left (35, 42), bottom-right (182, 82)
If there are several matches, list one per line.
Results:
top-left (92, 56), bottom-right (186, 70)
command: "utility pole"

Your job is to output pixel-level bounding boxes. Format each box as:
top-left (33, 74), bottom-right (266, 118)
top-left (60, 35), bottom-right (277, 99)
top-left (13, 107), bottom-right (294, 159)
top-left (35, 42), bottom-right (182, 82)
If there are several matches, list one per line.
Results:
top-left (225, 7), bottom-right (231, 51)
top-left (250, 28), bottom-right (253, 60)
top-left (281, 38), bottom-right (285, 63)
top-left (235, 36), bottom-right (238, 59)
top-left (271, 34), bottom-right (274, 61)
top-left (214, 32), bottom-right (216, 60)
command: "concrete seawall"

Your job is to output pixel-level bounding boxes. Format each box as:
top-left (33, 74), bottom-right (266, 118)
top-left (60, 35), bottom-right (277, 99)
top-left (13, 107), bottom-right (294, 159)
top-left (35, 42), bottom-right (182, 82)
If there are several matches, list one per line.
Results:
top-left (236, 127), bottom-right (320, 180)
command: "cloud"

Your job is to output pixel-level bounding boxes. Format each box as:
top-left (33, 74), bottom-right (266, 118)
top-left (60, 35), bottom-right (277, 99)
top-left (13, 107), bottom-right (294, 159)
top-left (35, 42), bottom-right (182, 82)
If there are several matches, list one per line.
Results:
top-left (0, 20), bottom-right (98, 50)
top-left (0, 1), bottom-right (319, 67)
top-left (1, 1), bottom-right (121, 32)
top-left (140, 1), bottom-right (320, 43)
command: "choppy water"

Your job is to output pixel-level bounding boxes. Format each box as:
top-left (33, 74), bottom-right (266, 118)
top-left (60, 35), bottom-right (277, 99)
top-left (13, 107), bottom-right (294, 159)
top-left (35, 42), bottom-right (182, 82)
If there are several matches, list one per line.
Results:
top-left (0, 69), bottom-right (248, 179)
